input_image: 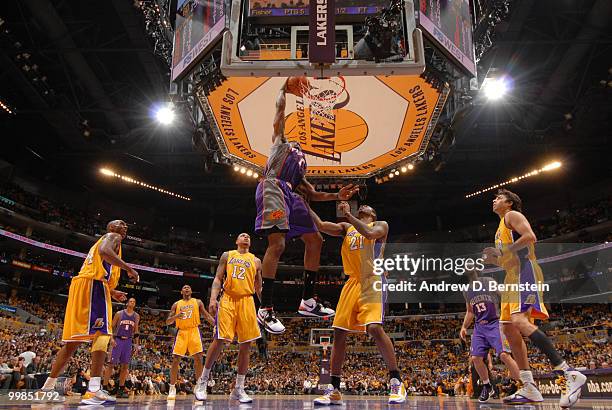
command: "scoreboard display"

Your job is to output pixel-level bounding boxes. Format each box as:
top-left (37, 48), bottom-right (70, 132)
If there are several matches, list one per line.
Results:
top-left (171, 0), bottom-right (226, 81)
top-left (248, 0), bottom-right (382, 19)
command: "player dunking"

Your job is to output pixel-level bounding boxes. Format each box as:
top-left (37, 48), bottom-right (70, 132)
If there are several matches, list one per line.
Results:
top-left (40, 220), bottom-right (139, 405)
top-left (103, 297), bottom-right (139, 398)
top-left (459, 270), bottom-right (520, 402)
top-left (166, 285), bottom-right (214, 400)
top-left (194, 233), bottom-right (262, 403)
top-left (483, 189), bottom-right (586, 407)
top-left (255, 77), bottom-right (359, 334)
top-left (310, 202), bottom-right (407, 405)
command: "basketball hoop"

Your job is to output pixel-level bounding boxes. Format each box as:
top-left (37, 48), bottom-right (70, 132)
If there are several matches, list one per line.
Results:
top-left (321, 341), bottom-right (330, 351)
top-left (299, 76), bottom-right (347, 123)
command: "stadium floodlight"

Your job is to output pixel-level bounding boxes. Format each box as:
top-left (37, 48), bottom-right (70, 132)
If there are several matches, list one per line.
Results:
top-left (155, 104), bottom-right (175, 125)
top-left (99, 168), bottom-right (114, 176)
top-left (482, 77), bottom-right (509, 101)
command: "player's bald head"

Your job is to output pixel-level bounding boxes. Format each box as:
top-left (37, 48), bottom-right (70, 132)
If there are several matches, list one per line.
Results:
top-left (358, 205), bottom-right (377, 221)
top-left (107, 220), bottom-right (127, 232)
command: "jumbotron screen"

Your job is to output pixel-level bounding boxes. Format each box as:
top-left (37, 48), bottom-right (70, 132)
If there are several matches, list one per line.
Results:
top-left (171, 0), bottom-right (226, 81)
top-left (418, 0), bottom-right (476, 76)
top-left (248, 0), bottom-right (383, 18)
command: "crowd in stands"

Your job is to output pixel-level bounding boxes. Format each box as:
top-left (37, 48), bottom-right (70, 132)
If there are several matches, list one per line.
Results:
top-left (0, 286), bottom-right (609, 396)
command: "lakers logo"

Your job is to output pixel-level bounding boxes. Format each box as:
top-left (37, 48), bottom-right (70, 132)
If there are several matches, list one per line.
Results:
top-left (284, 77), bottom-right (369, 163)
top-left (92, 318), bottom-right (105, 329)
top-left (524, 294), bottom-right (536, 305)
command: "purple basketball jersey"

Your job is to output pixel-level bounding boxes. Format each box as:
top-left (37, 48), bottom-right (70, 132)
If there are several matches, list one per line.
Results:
top-left (464, 277), bottom-right (499, 323)
top-left (115, 310), bottom-right (136, 338)
top-left (264, 140), bottom-right (307, 188)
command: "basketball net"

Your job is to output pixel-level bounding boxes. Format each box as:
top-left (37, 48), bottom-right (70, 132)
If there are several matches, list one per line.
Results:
top-left (299, 77), bottom-right (346, 123)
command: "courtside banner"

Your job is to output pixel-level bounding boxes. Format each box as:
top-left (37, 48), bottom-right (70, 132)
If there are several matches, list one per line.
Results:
top-left (201, 75), bottom-right (448, 177)
top-left (536, 369), bottom-right (612, 398)
top-left (309, 0), bottom-right (335, 64)
top-left (0, 229), bottom-right (183, 276)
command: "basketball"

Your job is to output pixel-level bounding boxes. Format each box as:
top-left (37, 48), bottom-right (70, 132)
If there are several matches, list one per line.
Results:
top-left (286, 76), bottom-right (309, 96)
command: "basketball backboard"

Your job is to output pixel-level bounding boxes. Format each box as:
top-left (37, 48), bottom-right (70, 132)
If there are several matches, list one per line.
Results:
top-left (220, 0), bottom-right (425, 77)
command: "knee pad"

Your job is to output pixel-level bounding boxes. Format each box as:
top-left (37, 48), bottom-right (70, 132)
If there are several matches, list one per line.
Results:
top-left (91, 334), bottom-right (111, 352)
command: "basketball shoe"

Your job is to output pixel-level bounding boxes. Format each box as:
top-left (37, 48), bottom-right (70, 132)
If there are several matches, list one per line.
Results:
top-left (167, 385), bottom-right (176, 400)
top-left (503, 381), bottom-right (543, 404)
top-left (313, 385), bottom-right (343, 405)
top-left (478, 383), bottom-right (493, 402)
top-left (230, 387), bottom-right (253, 403)
top-left (298, 297), bottom-right (335, 318)
top-left (388, 378), bottom-right (407, 404)
top-left (194, 379), bottom-right (207, 401)
top-left (556, 369), bottom-right (586, 408)
top-left (257, 307), bottom-right (285, 334)
top-left (80, 389), bottom-right (116, 405)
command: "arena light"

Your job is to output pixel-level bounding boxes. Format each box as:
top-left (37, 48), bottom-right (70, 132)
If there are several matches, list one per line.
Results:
top-left (465, 161), bottom-right (562, 198)
top-left (408, 163), bottom-right (414, 170)
top-left (232, 164), bottom-right (259, 181)
top-left (155, 105), bottom-right (175, 125)
top-left (482, 77), bottom-right (509, 101)
top-left (99, 168), bottom-right (191, 201)
top-left (0, 98), bottom-right (14, 115)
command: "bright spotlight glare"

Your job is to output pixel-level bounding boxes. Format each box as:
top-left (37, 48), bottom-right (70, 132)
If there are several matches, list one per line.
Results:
top-left (542, 161), bottom-right (562, 171)
top-left (408, 164), bottom-right (414, 170)
top-left (483, 77), bottom-right (509, 101)
top-left (246, 170), bottom-right (253, 176)
top-left (156, 106), bottom-right (175, 125)
top-left (100, 168), bottom-right (114, 176)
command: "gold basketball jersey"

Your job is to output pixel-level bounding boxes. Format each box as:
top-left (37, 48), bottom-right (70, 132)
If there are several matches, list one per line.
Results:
top-left (495, 216), bottom-right (537, 270)
top-left (341, 223), bottom-right (385, 277)
top-left (175, 298), bottom-right (200, 329)
top-left (223, 250), bottom-right (256, 297)
top-left (78, 235), bottom-right (121, 290)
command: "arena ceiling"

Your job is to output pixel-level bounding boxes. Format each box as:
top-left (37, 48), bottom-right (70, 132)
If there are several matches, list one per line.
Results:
top-left (0, 0), bottom-right (610, 231)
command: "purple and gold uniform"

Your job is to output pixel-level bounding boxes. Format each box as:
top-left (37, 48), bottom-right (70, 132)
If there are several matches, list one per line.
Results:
top-left (465, 277), bottom-right (510, 357)
top-left (215, 250), bottom-right (261, 343)
top-left (62, 235), bottom-right (121, 342)
top-left (333, 223), bottom-right (386, 333)
top-left (254, 140), bottom-right (317, 239)
top-left (172, 298), bottom-right (203, 356)
top-left (495, 217), bottom-right (548, 322)
top-left (111, 310), bottom-right (136, 365)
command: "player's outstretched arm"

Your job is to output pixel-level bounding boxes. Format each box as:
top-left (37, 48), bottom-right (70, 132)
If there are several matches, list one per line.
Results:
top-left (198, 299), bottom-right (215, 325)
top-left (209, 252), bottom-right (228, 315)
top-left (339, 202), bottom-right (388, 240)
top-left (309, 206), bottom-right (349, 237)
top-left (254, 257), bottom-right (263, 301)
top-left (165, 301), bottom-right (180, 325)
top-left (504, 210), bottom-right (537, 253)
top-left (272, 81), bottom-right (288, 144)
top-left (99, 232), bottom-right (139, 282)
top-left (460, 302), bottom-right (473, 341)
top-left (299, 179), bottom-right (359, 202)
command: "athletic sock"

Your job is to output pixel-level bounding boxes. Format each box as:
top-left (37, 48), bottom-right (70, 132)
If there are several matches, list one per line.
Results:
top-left (482, 379), bottom-right (490, 386)
top-left (389, 370), bottom-right (401, 382)
top-left (261, 278), bottom-right (275, 308)
top-left (331, 375), bottom-right (341, 390)
top-left (199, 367), bottom-right (212, 383)
top-left (553, 361), bottom-right (570, 374)
top-left (302, 270), bottom-right (317, 300)
top-left (528, 329), bottom-right (564, 367)
top-left (236, 374), bottom-right (246, 389)
top-left (519, 370), bottom-right (535, 386)
top-left (42, 377), bottom-right (57, 390)
top-left (88, 377), bottom-right (101, 392)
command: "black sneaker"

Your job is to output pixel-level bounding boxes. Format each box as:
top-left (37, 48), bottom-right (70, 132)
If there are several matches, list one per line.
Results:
top-left (298, 297), bottom-right (335, 318)
top-left (257, 307), bottom-right (285, 334)
top-left (116, 389), bottom-right (129, 398)
top-left (479, 384), bottom-right (492, 402)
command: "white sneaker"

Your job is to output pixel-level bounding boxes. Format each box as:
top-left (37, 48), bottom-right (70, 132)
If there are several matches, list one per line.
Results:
top-left (298, 298), bottom-right (335, 318)
top-left (388, 378), bottom-right (407, 404)
top-left (313, 384), bottom-right (343, 405)
top-left (194, 379), bottom-right (208, 401)
top-left (230, 388), bottom-right (253, 403)
top-left (80, 389), bottom-right (116, 405)
top-left (503, 382), bottom-right (544, 404)
top-left (558, 369), bottom-right (587, 408)
top-left (257, 308), bottom-right (285, 334)
top-left (167, 385), bottom-right (176, 400)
